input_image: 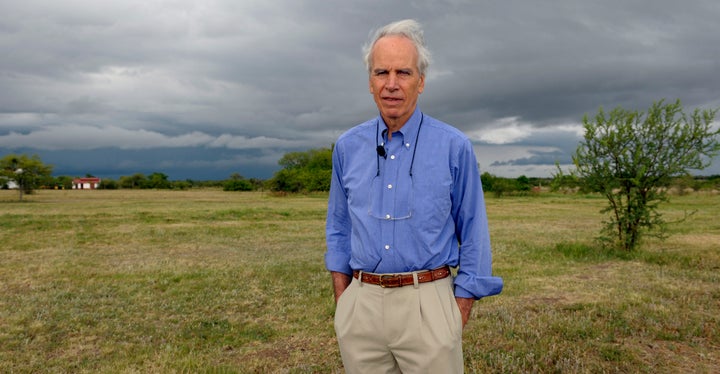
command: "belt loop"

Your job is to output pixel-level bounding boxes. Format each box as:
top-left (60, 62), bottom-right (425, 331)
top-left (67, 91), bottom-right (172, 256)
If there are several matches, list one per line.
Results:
top-left (358, 271), bottom-right (364, 287)
top-left (412, 272), bottom-right (419, 289)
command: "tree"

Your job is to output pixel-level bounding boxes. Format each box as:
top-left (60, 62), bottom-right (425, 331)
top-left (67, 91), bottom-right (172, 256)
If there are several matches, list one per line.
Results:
top-left (550, 163), bottom-right (583, 193)
top-left (0, 154), bottom-right (54, 201)
top-left (480, 172), bottom-right (494, 193)
top-left (99, 178), bottom-right (119, 190)
top-left (269, 147), bottom-right (332, 192)
top-left (119, 173), bottom-right (147, 189)
top-left (516, 175), bottom-right (531, 192)
top-left (569, 99), bottom-right (719, 251)
top-left (479, 172), bottom-right (530, 197)
top-left (145, 172), bottom-right (170, 189)
top-left (54, 175), bottom-right (74, 190)
top-left (223, 173), bottom-right (254, 191)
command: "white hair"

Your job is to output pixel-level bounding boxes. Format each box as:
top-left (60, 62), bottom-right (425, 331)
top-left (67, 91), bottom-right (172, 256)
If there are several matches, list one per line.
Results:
top-left (362, 19), bottom-right (431, 76)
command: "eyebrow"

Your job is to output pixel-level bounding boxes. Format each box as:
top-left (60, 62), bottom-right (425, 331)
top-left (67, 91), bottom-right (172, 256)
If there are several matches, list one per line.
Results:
top-left (372, 68), bottom-right (414, 75)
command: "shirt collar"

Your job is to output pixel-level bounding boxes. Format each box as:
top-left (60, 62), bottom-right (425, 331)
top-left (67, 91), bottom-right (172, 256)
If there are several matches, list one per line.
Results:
top-left (377, 108), bottom-right (423, 145)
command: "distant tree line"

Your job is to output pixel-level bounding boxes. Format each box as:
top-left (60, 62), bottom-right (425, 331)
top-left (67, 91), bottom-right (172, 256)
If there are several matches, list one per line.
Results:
top-left (481, 173), bottom-right (545, 197)
top-left (93, 172), bottom-right (265, 191)
top-left (4, 150), bottom-right (719, 198)
top-left (549, 171), bottom-right (720, 195)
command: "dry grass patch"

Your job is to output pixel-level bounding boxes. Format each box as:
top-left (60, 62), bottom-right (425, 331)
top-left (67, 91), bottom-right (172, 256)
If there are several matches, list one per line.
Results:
top-left (467, 193), bottom-right (719, 373)
top-left (1, 189), bottom-right (718, 372)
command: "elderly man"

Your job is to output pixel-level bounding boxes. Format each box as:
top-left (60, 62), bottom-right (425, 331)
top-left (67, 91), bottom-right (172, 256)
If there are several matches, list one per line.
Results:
top-left (325, 19), bottom-right (503, 373)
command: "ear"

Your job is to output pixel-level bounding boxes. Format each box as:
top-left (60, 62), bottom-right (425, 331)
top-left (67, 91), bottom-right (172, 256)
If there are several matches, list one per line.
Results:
top-left (418, 74), bottom-right (425, 94)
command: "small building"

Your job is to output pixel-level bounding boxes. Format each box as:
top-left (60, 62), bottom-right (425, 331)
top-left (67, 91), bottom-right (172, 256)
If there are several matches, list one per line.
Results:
top-left (1, 177), bottom-right (19, 189)
top-left (72, 177), bottom-right (101, 190)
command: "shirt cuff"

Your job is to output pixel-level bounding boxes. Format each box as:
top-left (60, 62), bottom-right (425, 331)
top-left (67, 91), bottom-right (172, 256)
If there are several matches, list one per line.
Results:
top-left (454, 274), bottom-right (504, 299)
top-left (324, 251), bottom-right (352, 276)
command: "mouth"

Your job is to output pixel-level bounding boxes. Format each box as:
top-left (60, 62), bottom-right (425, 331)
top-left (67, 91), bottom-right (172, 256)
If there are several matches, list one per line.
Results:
top-left (382, 96), bottom-right (403, 104)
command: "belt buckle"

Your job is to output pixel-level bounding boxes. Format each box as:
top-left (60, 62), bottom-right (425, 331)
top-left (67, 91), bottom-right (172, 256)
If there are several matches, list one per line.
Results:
top-left (379, 274), bottom-right (399, 288)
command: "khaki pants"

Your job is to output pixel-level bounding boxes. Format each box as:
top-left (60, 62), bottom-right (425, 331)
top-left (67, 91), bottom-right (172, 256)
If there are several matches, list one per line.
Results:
top-left (334, 275), bottom-right (463, 373)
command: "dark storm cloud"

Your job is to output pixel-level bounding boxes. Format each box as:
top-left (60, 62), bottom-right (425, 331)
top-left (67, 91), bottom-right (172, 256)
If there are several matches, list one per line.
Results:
top-left (1, 0), bottom-right (719, 179)
top-left (490, 149), bottom-right (567, 167)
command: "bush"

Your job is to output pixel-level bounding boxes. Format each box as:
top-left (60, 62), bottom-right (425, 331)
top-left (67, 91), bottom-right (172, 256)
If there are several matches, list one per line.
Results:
top-left (224, 179), bottom-right (254, 191)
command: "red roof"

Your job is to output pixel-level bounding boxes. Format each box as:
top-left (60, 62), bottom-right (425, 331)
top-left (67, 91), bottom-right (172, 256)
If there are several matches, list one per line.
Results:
top-left (73, 177), bottom-right (101, 183)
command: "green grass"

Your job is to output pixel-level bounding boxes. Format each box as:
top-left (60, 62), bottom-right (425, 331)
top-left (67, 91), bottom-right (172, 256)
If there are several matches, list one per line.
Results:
top-left (1, 189), bottom-right (718, 373)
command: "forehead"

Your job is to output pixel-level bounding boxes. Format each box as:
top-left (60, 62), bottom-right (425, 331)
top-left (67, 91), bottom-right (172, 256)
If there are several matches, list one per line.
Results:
top-left (371, 35), bottom-right (419, 70)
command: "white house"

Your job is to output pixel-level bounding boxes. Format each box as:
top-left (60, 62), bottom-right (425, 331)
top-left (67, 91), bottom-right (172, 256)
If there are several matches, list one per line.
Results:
top-left (1, 178), bottom-right (19, 189)
top-left (72, 177), bottom-right (101, 189)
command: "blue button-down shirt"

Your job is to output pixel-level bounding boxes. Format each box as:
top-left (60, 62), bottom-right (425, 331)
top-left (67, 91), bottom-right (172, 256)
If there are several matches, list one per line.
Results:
top-left (325, 108), bottom-right (503, 299)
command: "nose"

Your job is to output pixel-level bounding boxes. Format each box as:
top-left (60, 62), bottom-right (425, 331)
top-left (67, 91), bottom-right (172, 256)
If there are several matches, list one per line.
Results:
top-left (385, 73), bottom-right (399, 90)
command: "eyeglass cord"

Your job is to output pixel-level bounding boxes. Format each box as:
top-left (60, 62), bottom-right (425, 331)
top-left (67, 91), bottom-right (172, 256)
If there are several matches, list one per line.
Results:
top-left (375, 113), bottom-right (424, 177)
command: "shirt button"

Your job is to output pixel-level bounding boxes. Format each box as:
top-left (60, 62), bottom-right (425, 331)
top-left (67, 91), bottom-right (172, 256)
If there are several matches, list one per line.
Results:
top-left (387, 184), bottom-right (393, 189)
top-left (385, 214), bottom-right (391, 219)
top-left (390, 155), bottom-right (396, 160)
top-left (405, 143), bottom-right (410, 148)
top-left (384, 245), bottom-right (391, 250)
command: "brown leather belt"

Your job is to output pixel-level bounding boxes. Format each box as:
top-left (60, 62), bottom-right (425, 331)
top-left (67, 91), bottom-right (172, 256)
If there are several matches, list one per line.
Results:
top-left (353, 266), bottom-right (451, 288)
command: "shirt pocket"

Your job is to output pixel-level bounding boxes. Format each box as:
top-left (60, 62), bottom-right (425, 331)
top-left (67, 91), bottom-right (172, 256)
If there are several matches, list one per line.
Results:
top-left (410, 180), bottom-right (452, 236)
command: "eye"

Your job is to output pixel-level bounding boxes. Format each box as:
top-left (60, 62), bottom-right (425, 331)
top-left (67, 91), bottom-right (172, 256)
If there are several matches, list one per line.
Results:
top-left (398, 70), bottom-right (412, 76)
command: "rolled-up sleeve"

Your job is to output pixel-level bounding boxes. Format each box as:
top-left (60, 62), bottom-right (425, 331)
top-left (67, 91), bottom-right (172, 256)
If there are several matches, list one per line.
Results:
top-left (451, 139), bottom-right (504, 299)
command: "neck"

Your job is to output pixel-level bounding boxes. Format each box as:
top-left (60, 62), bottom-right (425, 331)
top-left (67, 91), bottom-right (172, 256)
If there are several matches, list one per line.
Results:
top-left (383, 119), bottom-right (404, 134)
top-left (381, 111), bottom-right (414, 134)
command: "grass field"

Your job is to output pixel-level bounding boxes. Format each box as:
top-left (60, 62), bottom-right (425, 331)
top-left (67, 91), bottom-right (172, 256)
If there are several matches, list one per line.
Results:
top-left (1, 189), bottom-right (718, 373)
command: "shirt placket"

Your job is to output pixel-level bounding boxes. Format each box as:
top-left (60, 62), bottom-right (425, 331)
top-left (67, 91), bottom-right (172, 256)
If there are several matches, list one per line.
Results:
top-left (379, 132), bottom-right (405, 260)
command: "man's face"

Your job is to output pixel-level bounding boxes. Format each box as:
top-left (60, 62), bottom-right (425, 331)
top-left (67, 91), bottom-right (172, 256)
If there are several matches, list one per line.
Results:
top-left (369, 35), bottom-right (425, 128)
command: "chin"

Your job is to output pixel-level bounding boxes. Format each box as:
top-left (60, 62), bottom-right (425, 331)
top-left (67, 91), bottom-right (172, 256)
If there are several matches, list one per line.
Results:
top-left (381, 110), bottom-right (404, 119)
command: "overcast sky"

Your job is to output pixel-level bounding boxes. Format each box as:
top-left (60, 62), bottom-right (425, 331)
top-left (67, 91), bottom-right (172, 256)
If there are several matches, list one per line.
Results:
top-left (1, 0), bottom-right (719, 180)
